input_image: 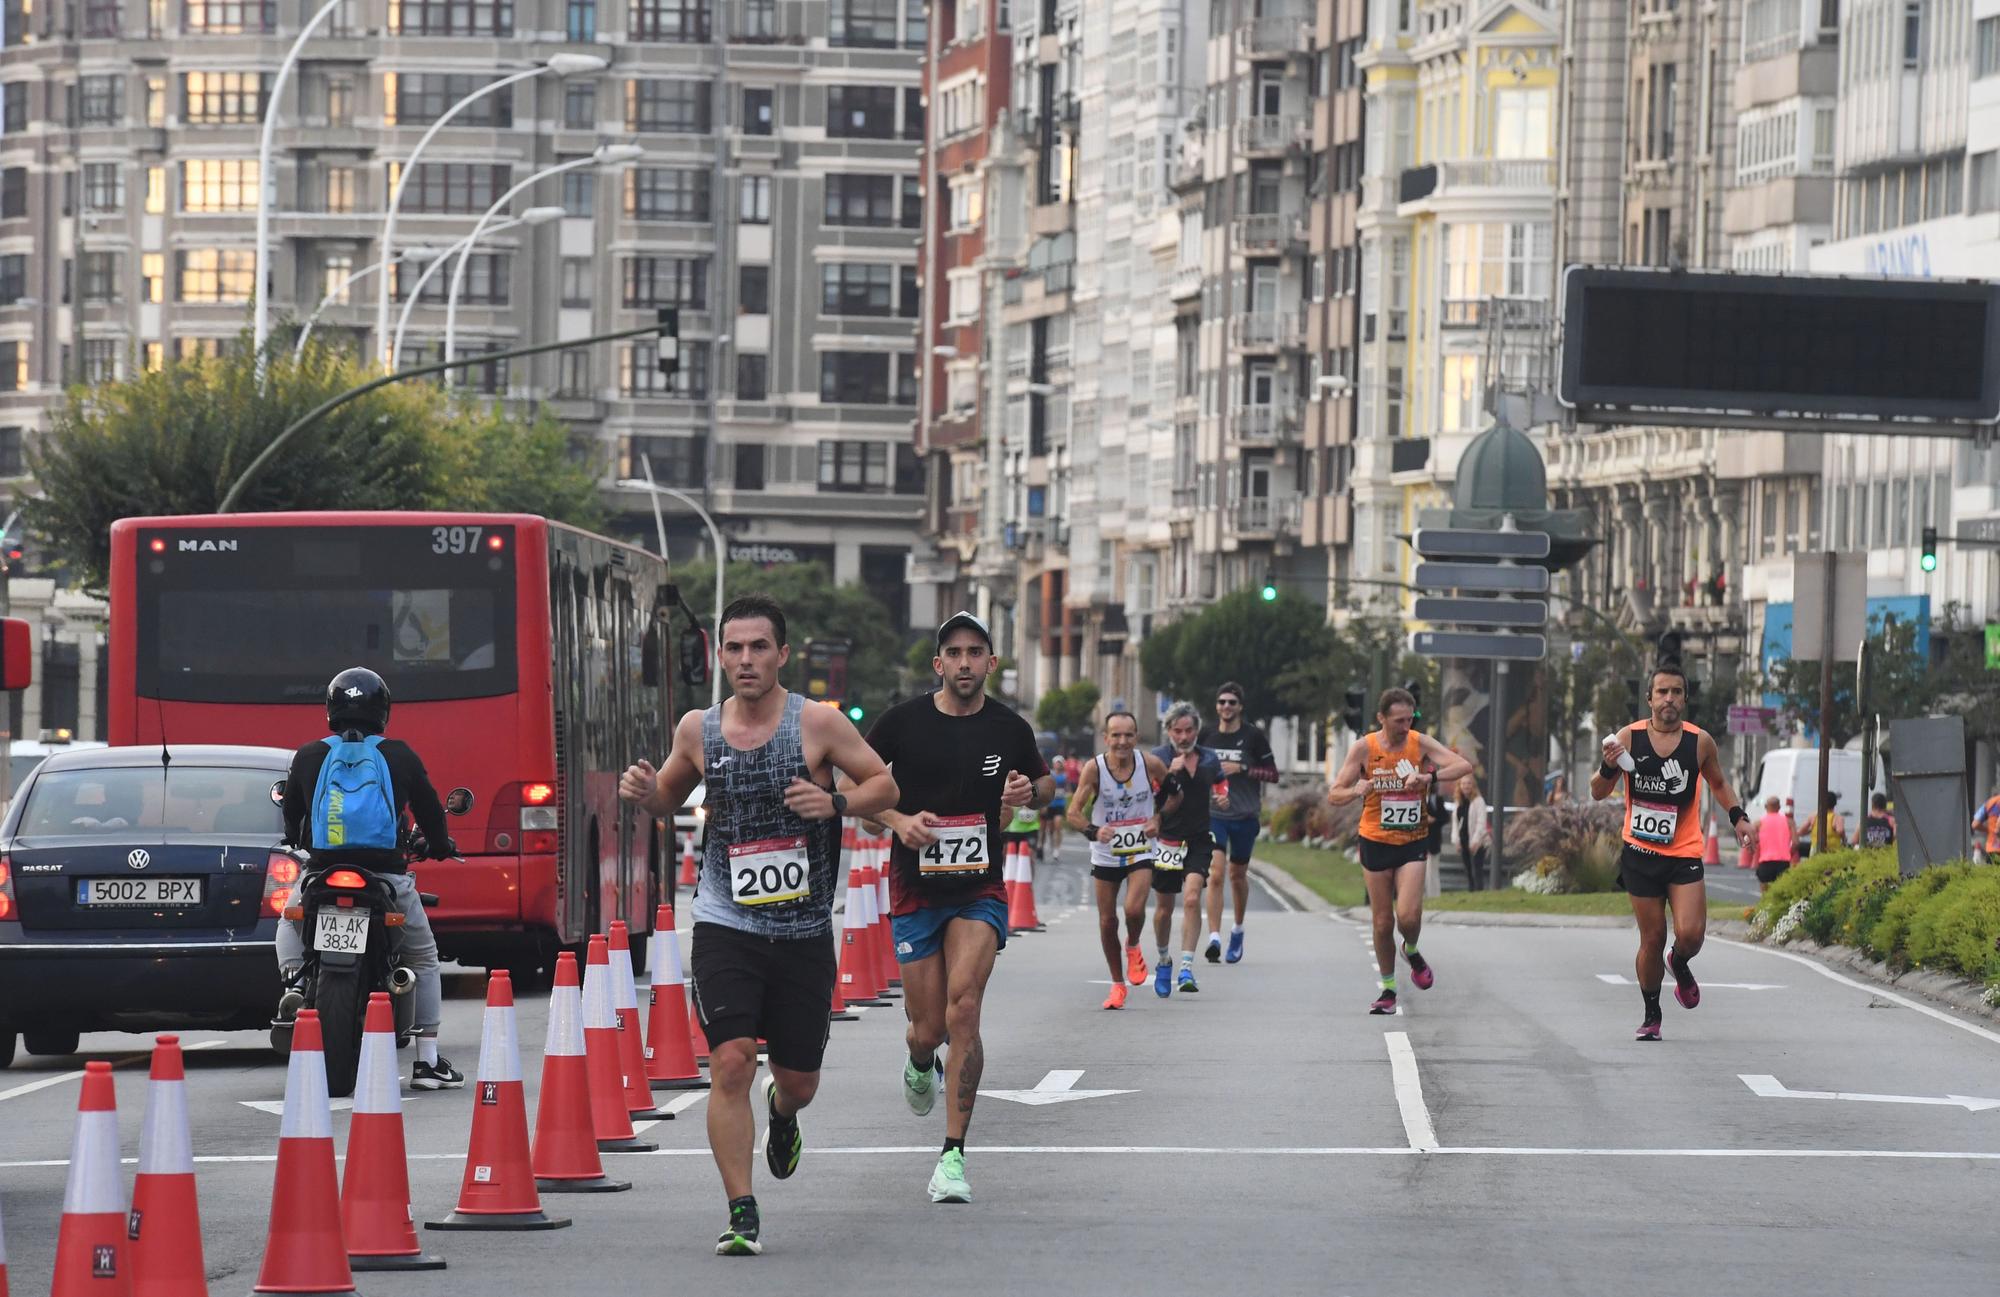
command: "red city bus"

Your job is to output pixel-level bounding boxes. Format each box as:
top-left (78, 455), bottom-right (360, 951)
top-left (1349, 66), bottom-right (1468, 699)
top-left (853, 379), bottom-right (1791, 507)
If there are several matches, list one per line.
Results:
top-left (107, 512), bottom-right (677, 976)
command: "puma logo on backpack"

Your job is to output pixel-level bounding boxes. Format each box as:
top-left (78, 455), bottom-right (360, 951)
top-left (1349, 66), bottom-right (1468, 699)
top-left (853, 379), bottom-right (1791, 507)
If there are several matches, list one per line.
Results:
top-left (311, 734), bottom-right (398, 851)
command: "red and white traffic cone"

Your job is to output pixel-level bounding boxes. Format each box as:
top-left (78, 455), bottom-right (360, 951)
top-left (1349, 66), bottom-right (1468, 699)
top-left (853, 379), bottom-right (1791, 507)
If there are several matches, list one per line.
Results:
top-left (53, 1060), bottom-right (129, 1297)
top-left (875, 837), bottom-right (904, 989)
top-left (1702, 831), bottom-right (1722, 867)
top-left (344, 994), bottom-right (447, 1269)
top-left (1018, 842), bottom-right (1044, 930)
top-left (1, 1180), bottom-right (10, 1297)
top-left (425, 972), bottom-right (571, 1231)
top-left (251, 1010), bottom-right (358, 1296)
top-left (130, 1036), bottom-right (204, 1297)
top-left (838, 861), bottom-right (887, 1005)
top-left (677, 838), bottom-right (698, 888)
top-left (862, 849), bottom-right (899, 996)
top-left (608, 922), bottom-right (671, 1120)
top-left (582, 936), bottom-right (657, 1153)
top-left (533, 952), bottom-right (630, 1194)
top-left (643, 905), bottom-right (709, 1089)
top-left (1005, 842), bottom-right (1033, 933)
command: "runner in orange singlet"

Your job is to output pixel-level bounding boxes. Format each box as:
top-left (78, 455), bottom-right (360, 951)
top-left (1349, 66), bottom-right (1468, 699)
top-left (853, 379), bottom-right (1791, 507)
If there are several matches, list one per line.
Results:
top-left (1592, 663), bottom-right (1752, 1042)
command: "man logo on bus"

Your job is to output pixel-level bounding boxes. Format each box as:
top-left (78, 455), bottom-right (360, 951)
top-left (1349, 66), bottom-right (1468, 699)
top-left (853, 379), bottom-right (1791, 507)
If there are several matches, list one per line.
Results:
top-left (176, 538), bottom-right (239, 552)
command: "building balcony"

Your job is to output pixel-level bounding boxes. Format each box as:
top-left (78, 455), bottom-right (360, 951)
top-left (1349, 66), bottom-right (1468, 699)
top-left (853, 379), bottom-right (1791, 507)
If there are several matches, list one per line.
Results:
top-left (1236, 13), bottom-right (1310, 58)
top-left (1230, 495), bottom-right (1302, 538)
top-left (1390, 436), bottom-right (1431, 477)
top-left (1234, 115), bottom-right (1305, 158)
top-left (1229, 311), bottom-right (1303, 352)
top-left (1230, 403), bottom-right (1302, 443)
top-left (1440, 298), bottom-right (1486, 329)
top-left (1169, 264), bottom-right (1203, 301)
top-left (1232, 211), bottom-right (1306, 256)
top-left (1171, 155), bottom-right (1206, 191)
top-left (1397, 158), bottom-right (1555, 214)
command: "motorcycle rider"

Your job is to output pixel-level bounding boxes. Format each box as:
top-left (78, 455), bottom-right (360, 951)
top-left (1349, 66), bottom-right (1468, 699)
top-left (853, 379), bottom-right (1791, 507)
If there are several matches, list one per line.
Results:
top-left (275, 667), bottom-right (462, 1091)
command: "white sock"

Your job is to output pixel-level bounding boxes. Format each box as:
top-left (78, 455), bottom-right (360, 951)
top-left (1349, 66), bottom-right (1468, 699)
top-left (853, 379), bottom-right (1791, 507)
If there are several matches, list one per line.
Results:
top-left (1207, 930), bottom-right (1222, 945)
top-left (1232, 924), bottom-right (1244, 935)
top-left (417, 1037), bottom-right (438, 1067)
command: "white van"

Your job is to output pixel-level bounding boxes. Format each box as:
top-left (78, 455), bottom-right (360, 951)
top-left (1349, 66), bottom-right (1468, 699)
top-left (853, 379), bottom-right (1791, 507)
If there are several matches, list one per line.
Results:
top-left (1750, 748), bottom-right (1884, 843)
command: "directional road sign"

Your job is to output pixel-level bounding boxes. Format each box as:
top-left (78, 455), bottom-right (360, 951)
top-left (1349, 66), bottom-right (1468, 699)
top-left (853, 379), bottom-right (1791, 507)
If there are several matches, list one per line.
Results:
top-left (1412, 562), bottom-right (1550, 594)
top-left (1409, 629), bottom-right (1548, 661)
top-left (1411, 527), bottom-right (1552, 560)
top-left (1412, 596), bottom-right (1549, 628)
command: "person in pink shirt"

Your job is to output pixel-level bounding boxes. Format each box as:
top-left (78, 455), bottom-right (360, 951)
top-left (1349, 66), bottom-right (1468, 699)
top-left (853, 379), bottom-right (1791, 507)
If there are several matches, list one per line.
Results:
top-left (1754, 796), bottom-right (1796, 893)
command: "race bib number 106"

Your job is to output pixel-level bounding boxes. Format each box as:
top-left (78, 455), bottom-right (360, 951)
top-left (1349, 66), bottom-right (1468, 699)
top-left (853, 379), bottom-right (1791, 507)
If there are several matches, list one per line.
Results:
top-left (729, 836), bottom-right (811, 905)
top-left (1629, 801), bottom-right (1679, 846)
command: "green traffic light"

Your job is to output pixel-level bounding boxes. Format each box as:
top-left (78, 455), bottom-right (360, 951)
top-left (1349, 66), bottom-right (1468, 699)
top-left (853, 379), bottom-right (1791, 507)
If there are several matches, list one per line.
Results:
top-left (1921, 552), bottom-right (1938, 572)
top-left (1260, 584), bottom-right (1278, 602)
top-left (847, 705), bottom-right (864, 721)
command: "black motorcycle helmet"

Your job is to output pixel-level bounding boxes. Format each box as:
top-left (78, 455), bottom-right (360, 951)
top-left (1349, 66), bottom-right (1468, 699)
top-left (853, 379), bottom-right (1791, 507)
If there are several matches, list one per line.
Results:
top-left (325, 667), bottom-right (391, 736)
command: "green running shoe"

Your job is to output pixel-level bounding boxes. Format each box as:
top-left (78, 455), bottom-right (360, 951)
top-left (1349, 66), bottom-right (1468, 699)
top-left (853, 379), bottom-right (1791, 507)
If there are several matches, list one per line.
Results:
top-left (928, 1148), bottom-right (971, 1203)
top-left (715, 1202), bottom-right (762, 1256)
top-left (763, 1075), bottom-right (802, 1180)
top-left (904, 1054), bottom-right (942, 1117)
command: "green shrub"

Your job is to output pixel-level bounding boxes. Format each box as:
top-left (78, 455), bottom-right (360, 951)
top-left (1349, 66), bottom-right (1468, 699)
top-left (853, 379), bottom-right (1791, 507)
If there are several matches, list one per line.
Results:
top-left (1903, 868), bottom-right (2000, 981)
top-left (1753, 849), bottom-right (1870, 927)
top-left (1841, 870), bottom-right (1904, 953)
top-left (1868, 863), bottom-right (1974, 966)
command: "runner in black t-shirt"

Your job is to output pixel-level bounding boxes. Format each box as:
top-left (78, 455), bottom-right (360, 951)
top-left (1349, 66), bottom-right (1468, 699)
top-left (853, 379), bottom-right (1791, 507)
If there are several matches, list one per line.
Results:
top-left (1150, 702), bottom-right (1222, 997)
top-left (861, 612), bottom-right (1051, 1206)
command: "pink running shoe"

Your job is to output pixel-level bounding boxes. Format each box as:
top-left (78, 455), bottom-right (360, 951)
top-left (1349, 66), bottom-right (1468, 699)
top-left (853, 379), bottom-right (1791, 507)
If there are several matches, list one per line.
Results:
top-left (1666, 948), bottom-right (1700, 1010)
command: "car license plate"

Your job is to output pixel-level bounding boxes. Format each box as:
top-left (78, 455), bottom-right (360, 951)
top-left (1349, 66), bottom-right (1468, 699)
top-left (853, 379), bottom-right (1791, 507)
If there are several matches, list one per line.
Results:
top-left (314, 908), bottom-right (371, 954)
top-left (76, 877), bottom-right (203, 906)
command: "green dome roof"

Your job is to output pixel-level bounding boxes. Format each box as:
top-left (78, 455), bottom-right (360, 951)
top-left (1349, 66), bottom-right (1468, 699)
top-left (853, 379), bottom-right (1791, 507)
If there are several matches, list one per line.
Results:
top-left (1452, 420), bottom-right (1547, 514)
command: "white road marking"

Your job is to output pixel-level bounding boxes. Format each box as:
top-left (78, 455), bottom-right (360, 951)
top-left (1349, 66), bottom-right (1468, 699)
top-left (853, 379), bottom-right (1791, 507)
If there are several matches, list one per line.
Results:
top-left (0, 1039), bottom-right (225, 1105)
top-left (1249, 869), bottom-right (1299, 913)
top-left (239, 1097), bottom-right (353, 1116)
top-left (1719, 936), bottom-right (2000, 1049)
top-left (631, 1089), bottom-right (711, 1134)
top-left (1384, 1032), bottom-right (1437, 1152)
top-left (1740, 1073), bottom-right (2000, 1112)
top-left (980, 1068), bottom-right (1136, 1106)
top-left (1596, 973), bottom-right (1785, 990)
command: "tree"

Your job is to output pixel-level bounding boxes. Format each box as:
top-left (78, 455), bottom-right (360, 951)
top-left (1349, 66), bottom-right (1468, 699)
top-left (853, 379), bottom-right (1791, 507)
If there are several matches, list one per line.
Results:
top-left (671, 558), bottom-right (909, 712)
top-left (1138, 616), bottom-right (1189, 699)
top-left (1035, 680), bottom-right (1101, 735)
top-left (1150, 589), bottom-right (1330, 723)
top-left (26, 338), bottom-right (605, 588)
top-left (1767, 614), bottom-right (1942, 749)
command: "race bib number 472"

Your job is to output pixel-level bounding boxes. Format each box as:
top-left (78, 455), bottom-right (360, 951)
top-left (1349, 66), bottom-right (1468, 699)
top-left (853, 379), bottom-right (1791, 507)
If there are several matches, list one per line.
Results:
top-left (729, 836), bottom-right (811, 905)
top-left (920, 814), bottom-right (989, 874)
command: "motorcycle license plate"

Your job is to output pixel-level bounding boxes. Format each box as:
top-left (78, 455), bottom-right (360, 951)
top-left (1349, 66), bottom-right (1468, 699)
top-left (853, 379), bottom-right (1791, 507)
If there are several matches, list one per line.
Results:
top-left (314, 908), bottom-right (371, 954)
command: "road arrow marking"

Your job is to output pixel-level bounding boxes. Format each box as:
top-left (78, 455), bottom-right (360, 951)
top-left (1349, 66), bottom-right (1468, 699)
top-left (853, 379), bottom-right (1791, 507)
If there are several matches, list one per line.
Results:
top-left (1598, 974), bottom-right (1784, 990)
top-left (979, 1069), bottom-right (1135, 1106)
top-left (241, 1097), bottom-right (354, 1116)
top-left (1739, 1074), bottom-right (2000, 1112)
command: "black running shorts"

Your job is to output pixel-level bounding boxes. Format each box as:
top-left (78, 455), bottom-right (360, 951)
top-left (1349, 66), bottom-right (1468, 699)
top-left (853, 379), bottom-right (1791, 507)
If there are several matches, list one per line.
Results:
top-left (1358, 837), bottom-right (1429, 873)
top-left (1617, 844), bottom-right (1705, 899)
top-left (1150, 834), bottom-right (1214, 894)
top-left (1754, 859), bottom-right (1791, 885)
top-left (1091, 858), bottom-right (1153, 883)
top-left (688, 922), bottom-right (836, 1072)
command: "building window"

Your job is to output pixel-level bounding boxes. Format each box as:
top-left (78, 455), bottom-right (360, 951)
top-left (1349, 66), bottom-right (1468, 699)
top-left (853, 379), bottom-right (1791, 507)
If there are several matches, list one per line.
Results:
top-left (824, 173), bottom-right (897, 227)
top-left (0, 341), bottom-right (21, 391)
top-left (323, 165), bottom-right (355, 214)
top-left (818, 352), bottom-right (890, 404)
top-left (0, 427), bottom-right (20, 475)
top-left (182, 71), bottom-right (267, 125)
top-left (176, 337), bottom-right (230, 362)
top-left (557, 348), bottom-right (592, 396)
top-left (1972, 152), bottom-right (2000, 214)
top-left (739, 175), bottom-right (771, 224)
top-left (620, 341), bottom-right (709, 397)
top-left (387, 0), bottom-right (513, 35)
top-left (1904, 0), bottom-right (1922, 68)
top-left (145, 166), bottom-right (166, 214)
top-left (562, 170), bottom-right (594, 217)
top-left (1980, 16), bottom-right (2000, 79)
top-left (895, 352), bottom-right (916, 405)
top-left (901, 174), bottom-right (921, 228)
top-left (626, 79), bottom-right (711, 133)
top-left (392, 253), bottom-right (509, 305)
top-left (180, 158), bottom-right (258, 212)
top-left (739, 264), bottom-right (769, 313)
top-left (1490, 87), bottom-right (1549, 159)
top-left (146, 76), bottom-right (166, 127)
top-left (817, 440), bottom-right (890, 490)
top-left (567, 0), bottom-right (595, 40)
top-left (1443, 221), bottom-right (1553, 300)
top-left (79, 73), bottom-right (124, 125)
top-left (0, 168), bottom-right (22, 219)
top-left (936, 77), bottom-right (984, 138)
top-left (80, 338), bottom-right (119, 384)
top-left (140, 342), bottom-right (162, 373)
top-left (821, 263), bottom-right (895, 316)
top-left (386, 72), bottom-right (512, 128)
top-left (830, 0), bottom-right (898, 47)
top-left (386, 161), bottom-right (511, 214)
top-left (141, 252), bottom-right (164, 303)
top-left (2, 84), bottom-right (25, 133)
top-left (621, 256), bottom-right (708, 309)
top-left (735, 353), bottom-right (768, 401)
top-left (0, 254), bottom-right (22, 305)
top-left (564, 81), bottom-right (597, 130)
top-left (561, 257), bottom-right (592, 307)
top-left (744, 87), bottom-right (773, 135)
top-left (629, 434), bottom-right (707, 487)
top-left (84, 0), bottom-right (121, 34)
top-left (325, 74), bottom-right (354, 128)
top-left (631, 0), bottom-right (708, 41)
top-left (320, 252), bottom-right (354, 305)
top-left (177, 248), bottom-right (256, 304)
top-left (625, 168), bottom-right (710, 221)
top-left (739, 0), bottom-right (775, 37)
top-left (82, 163), bottom-right (124, 212)
top-left (899, 264), bottom-right (919, 318)
top-left (80, 251), bottom-right (120, 302)
top-left (949, 176), bottom-right (982, 229)
top-left (182, 0), bottom-right (276, 33)
top-left (828, 84), bottom-right (897, 139)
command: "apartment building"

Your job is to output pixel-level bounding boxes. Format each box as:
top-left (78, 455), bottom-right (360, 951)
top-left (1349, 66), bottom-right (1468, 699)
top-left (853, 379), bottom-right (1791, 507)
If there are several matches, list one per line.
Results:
top-left (0, 0), bottom-right (926, 619)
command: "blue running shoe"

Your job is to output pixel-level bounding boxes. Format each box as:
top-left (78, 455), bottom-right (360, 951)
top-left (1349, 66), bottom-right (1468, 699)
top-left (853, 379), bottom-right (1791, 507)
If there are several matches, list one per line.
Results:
top-left (1225, 929), bottom-right (1245, 964)
top-left (1153, 960), bottom-right (1172, 998)
top-left (1177, 966), bottom-right (1199, 993)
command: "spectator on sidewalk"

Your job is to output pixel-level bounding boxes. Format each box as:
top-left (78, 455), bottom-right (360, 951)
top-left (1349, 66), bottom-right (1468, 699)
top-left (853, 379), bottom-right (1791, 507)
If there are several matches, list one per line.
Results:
top-left (1754, 796), bottom-right (1796, 894)
top-left (1974, 788), bottom-right (2000, 865)
top-left (1455, 775), bottom-right (1489, 892)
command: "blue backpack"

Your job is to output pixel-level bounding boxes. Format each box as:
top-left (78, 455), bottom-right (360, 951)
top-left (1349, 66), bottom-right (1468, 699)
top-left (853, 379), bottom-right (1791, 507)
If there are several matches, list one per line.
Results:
top-left (310, 734), bottom-right (399, 851)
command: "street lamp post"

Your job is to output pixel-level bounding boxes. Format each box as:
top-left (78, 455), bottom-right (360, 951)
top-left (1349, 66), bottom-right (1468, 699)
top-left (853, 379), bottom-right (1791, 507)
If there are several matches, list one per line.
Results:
top-left (617, 466), bottom-right (726, 706)
top-left (292, 243), bottom-right (446, 362)
top-left (391, 206), bottom-right (567, 368)
top-left (442, 144), bottom-right (643, 366)
top-left (373, 53), bottom-right (608, 366)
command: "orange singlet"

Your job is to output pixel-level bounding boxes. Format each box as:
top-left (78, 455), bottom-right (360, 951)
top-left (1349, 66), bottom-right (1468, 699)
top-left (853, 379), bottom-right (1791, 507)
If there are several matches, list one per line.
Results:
top-left (1617, 721), bottom-right (1708, 858)
top-left (1358, 731), bottom-right (1429, 846)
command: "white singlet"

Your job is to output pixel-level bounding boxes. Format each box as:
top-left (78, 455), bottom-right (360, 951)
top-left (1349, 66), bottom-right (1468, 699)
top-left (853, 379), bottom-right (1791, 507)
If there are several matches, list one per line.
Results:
top-left (1088, 753), bottom-right (1156, 869)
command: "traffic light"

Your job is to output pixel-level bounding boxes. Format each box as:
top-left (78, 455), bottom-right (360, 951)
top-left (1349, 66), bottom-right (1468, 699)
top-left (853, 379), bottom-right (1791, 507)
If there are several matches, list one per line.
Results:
top-left (1260, 570), bottom-right (1278, 602)
top-left (1657, 630), bottom-right (1683, 665)
top-left (846, 699), bottom-right (865, 723)
top-left (655, 307), bottom-right (681, 380)
top-left (1921, 525), bottom-right (1938, 572)
top-left (1342, 687), bottom-right (1365, 735)
top-left (1404, 680), bottom-right (1423, 728)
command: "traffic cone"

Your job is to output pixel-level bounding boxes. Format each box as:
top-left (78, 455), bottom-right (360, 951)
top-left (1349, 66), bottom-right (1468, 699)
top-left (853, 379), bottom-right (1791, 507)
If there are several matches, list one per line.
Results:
top-left (1702, 831), bottom-right (1722, 867)
top-left (607, 922), bottom-right (671, 1120)
top-left (533, 953), bottom-right (630, 1194)
top-left (1007, 842), bottom-right (1036, 934)
top-left (130, 1036), bottom-right (204, 1297)
top-left (425, 972), bottom-right (571, 1231)
top-left (581, 937), bottom-right (657, 1153)
top-left (838, 862), bottom-right (888, 1005)
top-left (828, 952), bottom-right (859, 1022)
top-left (686, 974), bottom-right (712, 1069)
top-left (1018, 843), bottom-right (1044, 930)
top-left (875, 837), bottom-right (904, 989)
top-left (343, 995), bottom-right (447, 1269)
top-left (863, 849), bottom-right (899, 996)
top-left (677, 838), bottom-right (698, 887)
top-left (250, 1010), bottom-right (357, 1296)
top-left (643, 905), bottom-right (709, 1089)
top-left (53, 1060), bottom-right (128, 1297)
top-left (1, 1177), bottom-right (10, 1297)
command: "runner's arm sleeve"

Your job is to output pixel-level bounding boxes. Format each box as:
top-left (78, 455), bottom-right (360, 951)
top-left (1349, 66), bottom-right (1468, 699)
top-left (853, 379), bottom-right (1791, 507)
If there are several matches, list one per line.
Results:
top-left (1246, 730), bottom-right (1280, 783)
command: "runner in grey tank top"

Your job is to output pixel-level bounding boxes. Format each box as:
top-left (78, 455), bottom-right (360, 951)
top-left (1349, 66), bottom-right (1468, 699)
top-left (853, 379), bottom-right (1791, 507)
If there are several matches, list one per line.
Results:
top-left (694, 691), bottom-right (839, 940)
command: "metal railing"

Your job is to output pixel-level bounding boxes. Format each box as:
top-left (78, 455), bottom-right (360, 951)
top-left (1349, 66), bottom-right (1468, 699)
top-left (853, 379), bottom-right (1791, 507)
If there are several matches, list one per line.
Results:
top-left (1232, 211), bottom-right (1304, 254)
top-left (1236, 13), bottom-right (1309, 57)
top-left (1229, 311), bottom-right (1302, 350)
top-left (1233, 495), bottom-right (1302, 534)
top-left (1231, 404), bottom-right (1302, 441)
top-left (1234, 115), bottom-right (1303, 155)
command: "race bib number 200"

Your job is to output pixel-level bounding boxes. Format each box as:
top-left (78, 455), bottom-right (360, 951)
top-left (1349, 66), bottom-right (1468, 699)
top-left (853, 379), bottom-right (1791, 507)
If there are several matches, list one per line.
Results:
top-left (920, 814), bottom-right (989, 874)
top-left (730, 836), bottom-right (811, 905)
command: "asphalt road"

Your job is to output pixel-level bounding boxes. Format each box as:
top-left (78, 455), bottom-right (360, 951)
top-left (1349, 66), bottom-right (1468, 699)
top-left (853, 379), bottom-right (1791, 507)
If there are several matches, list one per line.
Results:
top-left (3, 838), bottom-right (1994, 1296)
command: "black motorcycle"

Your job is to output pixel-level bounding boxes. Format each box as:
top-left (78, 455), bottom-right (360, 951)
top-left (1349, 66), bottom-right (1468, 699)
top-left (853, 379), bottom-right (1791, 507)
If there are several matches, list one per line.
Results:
top-left (270, 788), bottom-right (471, 1097)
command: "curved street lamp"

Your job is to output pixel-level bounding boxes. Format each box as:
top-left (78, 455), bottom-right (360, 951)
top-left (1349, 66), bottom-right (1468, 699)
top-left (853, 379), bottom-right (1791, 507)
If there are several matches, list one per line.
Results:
top-left (616, 470), bottom-right (725, 706)
top-left (292, 243), bottom-right (446, 362)
top-left (390, 205), bottom-right (566, 369)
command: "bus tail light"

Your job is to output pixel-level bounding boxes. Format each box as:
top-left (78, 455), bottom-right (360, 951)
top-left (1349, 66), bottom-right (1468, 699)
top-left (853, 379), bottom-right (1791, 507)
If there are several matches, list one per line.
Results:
top-left (491, 781), bottom-right (559, 855)
top-left (262, 852), bottom-right (300, 918)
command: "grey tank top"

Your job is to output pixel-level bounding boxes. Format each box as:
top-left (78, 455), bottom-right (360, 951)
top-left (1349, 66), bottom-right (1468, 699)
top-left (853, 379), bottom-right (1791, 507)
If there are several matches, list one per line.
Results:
top-left (692, 692), bottom-right (838, 939)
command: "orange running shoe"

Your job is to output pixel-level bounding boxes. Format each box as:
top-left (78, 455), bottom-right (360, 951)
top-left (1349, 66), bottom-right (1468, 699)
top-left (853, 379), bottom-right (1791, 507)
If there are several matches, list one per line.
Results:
top-left (1102, 983), bottom-right (1128, 1010)
top-left (1124, 946), bottom-right (1147, 985)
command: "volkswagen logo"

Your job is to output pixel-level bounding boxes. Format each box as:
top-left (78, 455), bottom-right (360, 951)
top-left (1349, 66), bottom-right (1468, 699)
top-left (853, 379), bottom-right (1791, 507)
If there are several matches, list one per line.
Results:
top-left (127, 849), bottom-right (151, 871)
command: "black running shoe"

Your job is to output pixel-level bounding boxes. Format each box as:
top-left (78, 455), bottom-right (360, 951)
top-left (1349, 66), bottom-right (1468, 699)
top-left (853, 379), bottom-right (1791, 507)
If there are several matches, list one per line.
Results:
top-left (763, 1076), bottom-right (802, 1180)
top-left (716, 1201), bottom-right (762, 1256)
top-left (411, 1056), bottom-right (465, 1091)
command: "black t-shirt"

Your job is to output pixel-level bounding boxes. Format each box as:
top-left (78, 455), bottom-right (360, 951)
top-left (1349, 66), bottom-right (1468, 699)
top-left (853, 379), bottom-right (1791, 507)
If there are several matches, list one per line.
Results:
top-left (866, 694), bottom-right (1048, 915)
top-left (1150, 743), bottom-right (1222, 844)
top-left (281, 735), bottom-right (450, 873)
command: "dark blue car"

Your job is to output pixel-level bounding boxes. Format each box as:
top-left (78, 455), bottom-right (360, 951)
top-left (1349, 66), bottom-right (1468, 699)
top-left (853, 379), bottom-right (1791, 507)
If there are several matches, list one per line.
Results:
top-left (0, 744), bottom-right (296, 1067)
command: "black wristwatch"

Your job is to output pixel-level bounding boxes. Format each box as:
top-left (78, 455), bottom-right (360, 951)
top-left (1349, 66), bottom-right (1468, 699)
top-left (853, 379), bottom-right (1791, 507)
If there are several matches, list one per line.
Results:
top-left (829, 791), bottom-right (849, 818)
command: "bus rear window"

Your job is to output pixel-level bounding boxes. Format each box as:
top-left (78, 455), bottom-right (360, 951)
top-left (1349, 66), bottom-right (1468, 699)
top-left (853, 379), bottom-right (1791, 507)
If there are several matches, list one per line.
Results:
top-left (136, 526), bottom-right (518, 704)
